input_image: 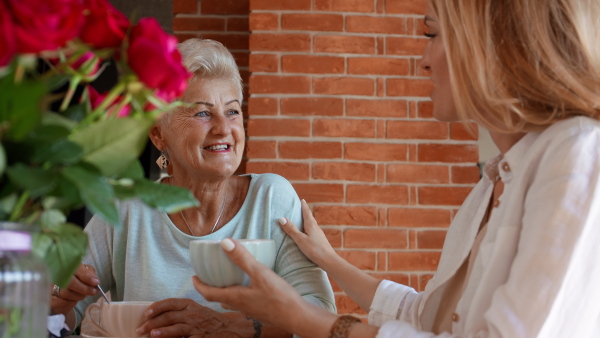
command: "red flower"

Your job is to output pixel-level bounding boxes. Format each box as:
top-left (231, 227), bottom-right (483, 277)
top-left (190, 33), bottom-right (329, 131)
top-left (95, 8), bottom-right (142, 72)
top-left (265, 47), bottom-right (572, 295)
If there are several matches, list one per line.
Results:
top-left (87, 86), bottom-right (131, 118)
top-left (80, 0), bottom-right (129, 49)
top-left (6, 0), bottom-right (85, 54)
top-left (0, 1), bottom-right (16, 66)
top-left (127, 18), bottom-right (189, 101)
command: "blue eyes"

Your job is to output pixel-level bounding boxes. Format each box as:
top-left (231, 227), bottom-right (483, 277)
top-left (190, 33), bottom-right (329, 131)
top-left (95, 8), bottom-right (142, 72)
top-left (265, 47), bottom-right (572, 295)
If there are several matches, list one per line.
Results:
top-left (194, 110), bottom-right (240, 118)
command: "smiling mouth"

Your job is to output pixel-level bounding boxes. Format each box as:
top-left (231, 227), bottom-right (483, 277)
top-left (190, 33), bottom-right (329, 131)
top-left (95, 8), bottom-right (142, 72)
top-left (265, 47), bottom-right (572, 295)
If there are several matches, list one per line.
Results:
top-left (204, 144), bottom-right (230, 151)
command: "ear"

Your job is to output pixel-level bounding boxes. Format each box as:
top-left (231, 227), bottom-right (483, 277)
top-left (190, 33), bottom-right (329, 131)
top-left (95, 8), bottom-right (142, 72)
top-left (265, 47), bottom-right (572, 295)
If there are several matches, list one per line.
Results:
top-left (148, 124), bottom-right (165, 151)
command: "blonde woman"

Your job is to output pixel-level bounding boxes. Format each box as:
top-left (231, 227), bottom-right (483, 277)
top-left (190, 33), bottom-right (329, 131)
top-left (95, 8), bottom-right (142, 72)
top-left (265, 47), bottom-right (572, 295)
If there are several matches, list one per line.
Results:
top-left (194, 0), bottom-right (600, 337)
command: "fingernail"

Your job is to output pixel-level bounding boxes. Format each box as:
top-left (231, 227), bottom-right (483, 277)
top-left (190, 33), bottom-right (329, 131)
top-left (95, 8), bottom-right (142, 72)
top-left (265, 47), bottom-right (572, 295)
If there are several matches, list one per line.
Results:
top-left (221, 238), bottom-right (235, 252)
top-left (145, 308), bottom-right (153, 317)
top-left (136, 327), bottom-right (143, 335)
top-left (278, 217), bottom-right (287, 225)
top-left (151, 329), bottom-right (161, 337)
top-left (92, 278), bottom-right (100, 285)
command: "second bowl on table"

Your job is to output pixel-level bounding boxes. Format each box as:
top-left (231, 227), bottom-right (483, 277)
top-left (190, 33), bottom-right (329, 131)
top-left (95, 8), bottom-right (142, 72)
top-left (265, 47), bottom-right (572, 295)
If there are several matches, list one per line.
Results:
top-left (189, 239), bottom-right (275, 287)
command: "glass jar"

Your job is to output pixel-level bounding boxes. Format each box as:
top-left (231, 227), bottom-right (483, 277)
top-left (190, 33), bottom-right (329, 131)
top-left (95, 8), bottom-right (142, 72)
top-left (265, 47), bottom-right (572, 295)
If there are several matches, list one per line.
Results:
top-left (0, 222), bottom-right (50, 338)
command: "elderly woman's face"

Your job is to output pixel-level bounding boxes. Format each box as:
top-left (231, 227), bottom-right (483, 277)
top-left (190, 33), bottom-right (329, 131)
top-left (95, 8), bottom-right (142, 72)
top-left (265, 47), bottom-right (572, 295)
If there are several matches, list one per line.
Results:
top-left (420, 8), bottom-right (458, 122)
top-left (160, 78), bottom-right (244, 177)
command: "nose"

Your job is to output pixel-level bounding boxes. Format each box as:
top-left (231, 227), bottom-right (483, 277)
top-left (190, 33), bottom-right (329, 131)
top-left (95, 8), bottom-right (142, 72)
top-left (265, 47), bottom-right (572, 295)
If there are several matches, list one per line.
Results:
top-left (210, 114), bottom-right (232, 136)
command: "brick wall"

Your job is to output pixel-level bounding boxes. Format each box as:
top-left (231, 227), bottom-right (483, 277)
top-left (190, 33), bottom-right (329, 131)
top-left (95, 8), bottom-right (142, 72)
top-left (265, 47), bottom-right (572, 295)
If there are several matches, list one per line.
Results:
top-left (174, 0), bottom-right (480, 318)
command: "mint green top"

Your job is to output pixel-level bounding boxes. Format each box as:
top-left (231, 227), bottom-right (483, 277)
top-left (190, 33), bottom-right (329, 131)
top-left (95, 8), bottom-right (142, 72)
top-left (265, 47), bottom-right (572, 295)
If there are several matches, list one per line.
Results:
top-left (74, 173), bottom-right (336, 325)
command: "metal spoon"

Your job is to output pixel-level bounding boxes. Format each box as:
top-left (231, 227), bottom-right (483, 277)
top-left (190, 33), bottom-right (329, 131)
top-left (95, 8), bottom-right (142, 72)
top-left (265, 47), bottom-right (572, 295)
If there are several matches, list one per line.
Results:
top-left (85, 265), bottom-right (110, 303)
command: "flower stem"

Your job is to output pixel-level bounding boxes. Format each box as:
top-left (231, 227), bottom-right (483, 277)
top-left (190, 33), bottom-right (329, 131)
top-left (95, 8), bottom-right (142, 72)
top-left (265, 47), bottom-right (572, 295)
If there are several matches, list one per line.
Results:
top-left (8, 191), bottom-right (30, 222)
top-left (60, 77), bottom-right (81, 112)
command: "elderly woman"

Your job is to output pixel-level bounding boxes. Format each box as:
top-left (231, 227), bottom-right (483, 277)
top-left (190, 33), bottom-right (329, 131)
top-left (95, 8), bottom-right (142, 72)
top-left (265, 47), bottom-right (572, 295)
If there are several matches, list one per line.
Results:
top-left (50, 38), bottom-right (335, 337)
top-left (194, 0), bottom-right (600, 337)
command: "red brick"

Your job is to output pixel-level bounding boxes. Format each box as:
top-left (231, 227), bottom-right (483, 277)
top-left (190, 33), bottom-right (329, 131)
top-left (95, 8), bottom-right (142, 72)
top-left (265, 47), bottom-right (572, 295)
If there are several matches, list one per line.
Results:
top-left (386, 0), bottom-right (427, 15)
top-left (324, 228), bottom-right (342, 247)
top-left (337, 250), bottom-right (377, 270)
top-left (386, 37), bottom-right (428, 56)
top-left (313, 206), bottom-right (377, 226)
top-left (293, 183), bottom-right (345, 202)
top-left (247, 118), bottom-right (310, 137)
top-left (172, 17), bottom-right (225, 31)
top-left (173, 0), bottom-right (197, 14)
top-left (450, 122), bottom-right (478, 140)
top-left (246, 162), bottom-right (309, 180)
top-left (418, 101), bottom-right (433, 118)
top-left (247, 97), bottom-right (278, 116)
top-left (313, 119), bottom-right (376, 138)
top-left (250, 33), bottom-right (311, 52)
top-left (175, 33), bottom-right (198, 42)
top-left (377, 252), bottom-right (387, 270)
top-left (249, 54), bottom-right (278, 73)
top-left (344, 229), bottom-right (408, 249)
top-left (250, 75), bottom-right (311, 94)
top-left (418, 144), bottom-right (479, 163)
top-left (335, 294), bottom-right (366, 315)
top-left (282, 55), bottom-right (345, 74)
top-left (347, 185), bottom-right (409, 204)
top-left (249, 13), bottom-right (279, 31)
top-left (418, 186), bottom-right (474, 206)
top-left (315, 0), bottom-right (375, 13)
top-left (347, 99), bottom-right (408, 118)
top-left (314, 35), bottom-right (376, 54)
top-left (418, 273), bottom-right (434, 291)
top-left (388, 251), bottom-right (441, 271)
top-left (279, 141), bottom-right (343, 159)
top-left (348, 57), bottom-right (409, 76)
top-left (227, 17), bottom-right (249, 32)
top-left (346, 16), bottom-right (407, 34)
top-left (387, 164), bottom-right (449, 184)
top-left (312, 162), bottom-right (376, 182)
top-left (417, 230), bottom-right (447, 249)
top-left (386, 121), bottom-right (448, 140)
top-left (345, 143), bottom-right (408, 161)
top-left (314, 77), bottom-right (374, 96)
top-left (245, 140), bottom-right (276, 159)
top-left (282, 13), bottom-right (343, 31)
top-left (251, 0), bottom-right (311, 10)
top-left (281, 97), bottom-right (343, 116)
top-left (201, 0), bottom-right (249, 14)
top-left (201, 33), bottom-right (249, 50)
top-left (388, 208), bottom-right (452, 228)
top-left (369, 273), bottom-right (409, 285)
top-left (387, 78), bottom-right (434, 97)
top-left (451, 166), bottom-right (481, 184)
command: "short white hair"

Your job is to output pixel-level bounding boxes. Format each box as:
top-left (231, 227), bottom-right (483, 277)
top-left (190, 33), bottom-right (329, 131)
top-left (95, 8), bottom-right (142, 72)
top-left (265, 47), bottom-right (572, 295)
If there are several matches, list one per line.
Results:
top-left (178, 38), bottom-right (243, 101)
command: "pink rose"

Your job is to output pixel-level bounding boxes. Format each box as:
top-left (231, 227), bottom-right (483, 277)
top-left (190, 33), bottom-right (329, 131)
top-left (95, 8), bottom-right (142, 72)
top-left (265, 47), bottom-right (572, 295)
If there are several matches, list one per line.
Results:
top-left (6, 0), bottom-right (85, 54)
top-left (80, 0), bottom-right (129, 49)
top-left (87, 86), bottom-right (131, 118)
top-left (127, 18), bottom-right (189, 101)
top-left (0, 1), bottom-right (16, 66)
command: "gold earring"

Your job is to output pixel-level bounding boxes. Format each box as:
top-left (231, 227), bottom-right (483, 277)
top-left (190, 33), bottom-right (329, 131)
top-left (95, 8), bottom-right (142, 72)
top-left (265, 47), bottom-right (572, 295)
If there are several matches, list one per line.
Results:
top-left (155, 152), bottom-right (169, 169)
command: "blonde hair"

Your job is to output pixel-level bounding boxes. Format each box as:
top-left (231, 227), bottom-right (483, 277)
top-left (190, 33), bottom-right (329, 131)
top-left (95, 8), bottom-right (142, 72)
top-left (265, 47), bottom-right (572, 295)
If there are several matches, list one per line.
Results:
top-left (430, 0), bottom-right (600, 132)
top-left (159, 38), bottom-right (243, 126)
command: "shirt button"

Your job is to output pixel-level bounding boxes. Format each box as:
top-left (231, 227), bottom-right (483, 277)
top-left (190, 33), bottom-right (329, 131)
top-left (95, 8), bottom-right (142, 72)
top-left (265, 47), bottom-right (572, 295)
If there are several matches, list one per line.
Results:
top-left (452, 313), bottom-right (460, 322)
top-left (501, 162), bottom-right (511, 172)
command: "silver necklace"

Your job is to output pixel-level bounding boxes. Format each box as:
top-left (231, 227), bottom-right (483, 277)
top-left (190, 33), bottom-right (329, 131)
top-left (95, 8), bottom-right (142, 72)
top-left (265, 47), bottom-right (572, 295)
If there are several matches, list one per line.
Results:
top-left (169, 177), bottom-right (229, 236)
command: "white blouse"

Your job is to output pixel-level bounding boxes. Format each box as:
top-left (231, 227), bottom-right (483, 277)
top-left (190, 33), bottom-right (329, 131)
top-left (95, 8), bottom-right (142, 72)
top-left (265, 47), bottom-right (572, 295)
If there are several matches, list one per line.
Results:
top-left (369, 116), bottom-right (600, 337)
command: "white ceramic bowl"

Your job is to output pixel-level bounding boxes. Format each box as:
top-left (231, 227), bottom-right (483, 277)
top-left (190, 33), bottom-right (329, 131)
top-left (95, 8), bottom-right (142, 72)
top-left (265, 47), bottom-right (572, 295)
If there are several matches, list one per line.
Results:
top-left (189, 239), bottom-right (275, 287)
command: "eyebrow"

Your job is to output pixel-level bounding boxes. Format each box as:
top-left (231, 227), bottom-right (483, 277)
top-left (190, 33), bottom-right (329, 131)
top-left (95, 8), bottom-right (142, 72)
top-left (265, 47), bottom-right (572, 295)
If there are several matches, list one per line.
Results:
top-left (195, 100), bottom-right (241, 107)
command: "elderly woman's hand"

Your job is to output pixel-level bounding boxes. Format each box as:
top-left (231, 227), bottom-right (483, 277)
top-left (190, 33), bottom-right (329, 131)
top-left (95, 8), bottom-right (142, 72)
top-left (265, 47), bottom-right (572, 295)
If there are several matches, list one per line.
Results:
top-left (278, 199), bottom-right (338, 268)
top-left (50, 264), bottom-right (99, 315)
top-left (136, 298), bottom-right (234, 338)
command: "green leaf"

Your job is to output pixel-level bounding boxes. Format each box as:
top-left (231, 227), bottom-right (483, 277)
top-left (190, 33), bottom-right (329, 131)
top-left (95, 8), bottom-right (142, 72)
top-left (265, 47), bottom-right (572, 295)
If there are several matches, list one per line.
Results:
top-left (69, 117), bottom-right (154, 177)
top-left (41, 112), bottom-right (77, 130)
top-left (32, 138), bottom-right (83, 165)
top-left (6, 163), bottom-right (59, 197)
top-left (0, 193), bottom-right (17, 215)
top-left (0, 73), bottom-right (46, 141)
top-left (117, 159), bottom-right (145, 180)
top-left (62, 164), bottom-right (119, 226)
top-left (62, 102), bottom-right (87, 123)
top-left (33, 223), bottom-right (88, 288)
top-left (134, 179), bottom-right (199, 213)
top-left (47, 74), bottom-right (70, 91)
top-left (40, 209), bottom-right (67, 229)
